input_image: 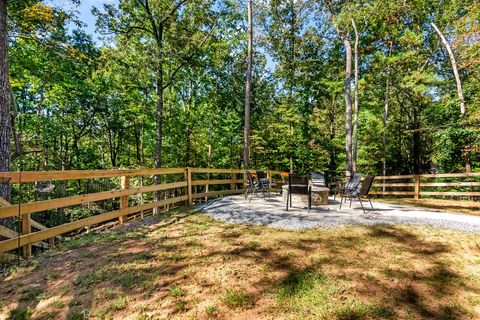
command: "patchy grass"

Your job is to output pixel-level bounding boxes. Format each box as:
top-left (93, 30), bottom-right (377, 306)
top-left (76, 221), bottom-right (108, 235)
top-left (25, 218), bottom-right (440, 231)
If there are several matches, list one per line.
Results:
top-left (374, 197), bottom-right (480, 216)
top-left (222, 290), bottom-right (254, 309)
top-left (1, 210), bottom-right (479, 319)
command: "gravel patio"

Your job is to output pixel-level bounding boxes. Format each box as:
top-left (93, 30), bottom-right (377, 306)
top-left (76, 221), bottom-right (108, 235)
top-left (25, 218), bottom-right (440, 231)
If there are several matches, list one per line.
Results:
top-left (197, 194), bottom-right (480, 232)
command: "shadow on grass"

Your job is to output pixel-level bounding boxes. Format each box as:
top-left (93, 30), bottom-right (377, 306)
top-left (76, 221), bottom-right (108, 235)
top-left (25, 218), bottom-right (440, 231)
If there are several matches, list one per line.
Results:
top-left (0, 212), bottom-right (477, 319)
top-left (202, 223), bottom-right (475, 319)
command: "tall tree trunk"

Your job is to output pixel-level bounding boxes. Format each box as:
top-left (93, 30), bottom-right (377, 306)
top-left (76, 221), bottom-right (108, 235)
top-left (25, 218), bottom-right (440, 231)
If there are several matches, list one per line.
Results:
top-left (0, 0), bottom-right (11, 203)
top-left (329, 94), bottom-right (337, 172)
top-left (154, 25), bottom-right (164, 208)
top-left (8, 83), bottom-right (22, 158)
top-left (343, 37), bottom-right (353, 177)
top-left (382, 65), bottom-right (390, 194)
top-left (412, 105), bottom-right (420, 174)
top-left (327, 1), bottom-right (353, 177)
top-left (243, 0), bottom-right (253, 170)
top-left (431, 22), bottom-right (470, 173)
top-left (351, 18), bottom-right (359, 173)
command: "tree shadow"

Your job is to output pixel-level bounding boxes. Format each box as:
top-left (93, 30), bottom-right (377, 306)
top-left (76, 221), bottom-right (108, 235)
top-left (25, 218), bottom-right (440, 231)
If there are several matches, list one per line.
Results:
top-left (0, 214), bottom-right (478, 319)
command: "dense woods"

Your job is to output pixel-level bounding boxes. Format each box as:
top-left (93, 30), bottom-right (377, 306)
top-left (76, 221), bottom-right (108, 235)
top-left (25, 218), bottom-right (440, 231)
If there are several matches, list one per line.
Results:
top-left (1, 0), bottom-right (479, 195)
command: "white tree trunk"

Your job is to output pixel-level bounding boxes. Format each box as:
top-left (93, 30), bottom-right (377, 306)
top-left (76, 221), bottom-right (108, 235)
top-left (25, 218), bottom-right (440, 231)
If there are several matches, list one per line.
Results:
top-left (431, 22), bottom-right (470, 173)
top-left (351, 18), bottom-right (359, 173)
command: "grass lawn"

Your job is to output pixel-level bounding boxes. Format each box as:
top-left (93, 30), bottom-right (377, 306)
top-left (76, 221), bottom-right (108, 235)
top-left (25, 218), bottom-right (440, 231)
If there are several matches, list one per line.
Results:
top-left (1, 208), bottom-right (479, 319)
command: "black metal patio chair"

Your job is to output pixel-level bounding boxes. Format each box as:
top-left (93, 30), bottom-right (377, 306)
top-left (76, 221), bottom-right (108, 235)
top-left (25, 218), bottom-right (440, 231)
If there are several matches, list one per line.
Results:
top-left (338, 173), bottom-right (362, 209)
top-left (285, 173), bottom-right (311, 212)
top-left (244, 170), bottom-right (270, 202)
top-left (310, 171), bottom-right (326, 187)
top-left (344, 175), bottom-right (376, 213)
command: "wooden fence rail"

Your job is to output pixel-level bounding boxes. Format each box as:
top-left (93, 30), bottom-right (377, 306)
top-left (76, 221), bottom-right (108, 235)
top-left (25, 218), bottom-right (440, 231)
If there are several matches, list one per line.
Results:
top-left (0, 168), bottom-right (284, 258)
top-left (371, 172), bottom-right (480, 199)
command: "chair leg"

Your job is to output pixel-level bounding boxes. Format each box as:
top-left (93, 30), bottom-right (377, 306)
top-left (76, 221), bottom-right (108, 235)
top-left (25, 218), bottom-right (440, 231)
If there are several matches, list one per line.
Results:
top-left (368, 195), bottom-right (374, 211)
top-left (358, 197), bottom-right (366, 214)
top-left (308, 193), bottom-right (311, 212)
top-left (349, 196), bottom-right (353, 208)
top-left (249, 188), bottom-right (256, 203)
top-left (339, 195), bottom-right (343, 210)
top-left (285, 190), bottom-right (289, 211)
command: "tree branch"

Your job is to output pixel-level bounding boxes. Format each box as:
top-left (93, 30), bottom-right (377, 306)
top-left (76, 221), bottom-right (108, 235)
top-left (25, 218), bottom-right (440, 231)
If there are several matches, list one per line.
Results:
top-left (160, 0), bottom-right (188, 25)
top-left (162, 13), bottom-right (219, 89)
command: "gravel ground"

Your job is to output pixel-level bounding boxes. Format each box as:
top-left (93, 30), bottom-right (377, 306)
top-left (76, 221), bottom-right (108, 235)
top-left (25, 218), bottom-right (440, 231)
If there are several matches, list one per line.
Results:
top-left (197, 194), bottom-right (480, 232)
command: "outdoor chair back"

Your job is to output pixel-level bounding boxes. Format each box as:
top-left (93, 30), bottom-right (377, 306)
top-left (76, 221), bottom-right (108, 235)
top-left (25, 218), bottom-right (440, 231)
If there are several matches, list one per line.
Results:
top-left (344, 173), bottom-right (362, 195)
top-left (286, 173), bottom-right (311, 211)
top-left (245, 170), bottom-right (255, 187)
top-left (351, 175), bottom-right (375, 198)
top-left (256, 170), bottom-right (269, 188)
top-left (339, 174), bottom-right (375, 213)
top-left (244, 170), bottom-right (270, 202)
top-left (310, 171), bottom-right (326, 187)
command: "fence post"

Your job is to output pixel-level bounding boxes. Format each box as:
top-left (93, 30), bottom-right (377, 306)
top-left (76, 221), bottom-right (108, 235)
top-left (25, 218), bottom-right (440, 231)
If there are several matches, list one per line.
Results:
top-left (22, 213), bottom-right (31, 258)
top-left (119, 176), bottom-right (130, 224)
top-left (187, 168), bottom-right (193, 207)
top-left (231, 170), bottom-right (236, 193)
top-left (414, 175), bottom-right (420, 200)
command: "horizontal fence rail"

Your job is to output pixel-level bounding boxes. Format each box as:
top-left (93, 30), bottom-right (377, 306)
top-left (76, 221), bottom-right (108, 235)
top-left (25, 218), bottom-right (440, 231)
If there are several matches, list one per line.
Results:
top-left (371, 172), bottom-right (480, 199)
top-left (0, 168), bottom-right (285, 258)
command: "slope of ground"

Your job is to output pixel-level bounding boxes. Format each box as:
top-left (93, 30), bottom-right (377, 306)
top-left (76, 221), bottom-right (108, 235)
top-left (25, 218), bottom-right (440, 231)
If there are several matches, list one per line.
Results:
top-left (1, 208), bottom-right (479, 319)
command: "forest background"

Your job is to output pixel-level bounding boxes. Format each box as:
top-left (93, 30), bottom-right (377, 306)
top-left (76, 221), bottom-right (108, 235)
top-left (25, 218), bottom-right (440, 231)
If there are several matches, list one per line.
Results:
top-left (2, 0), bottom-right (479, 197)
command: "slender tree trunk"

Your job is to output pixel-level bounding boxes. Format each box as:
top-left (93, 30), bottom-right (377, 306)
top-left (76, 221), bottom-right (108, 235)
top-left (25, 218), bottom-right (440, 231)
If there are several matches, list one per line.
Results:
top-left (431, 22), bottom-right (470, 173)
top-left (327, 1), bottom-right (353, 177)
top-left (329, 94), bottom-right (337, 172)
top-left (243, 0), bottom-right (253, 170)
top-left (351, 18), bottom-right (359, 173)
top-left (0, 0), bottom-right (11, 203)
top-left (8, 84), bottom-right (22, 158)
top-left (154, 25), bottom-right (164, 208)
top-left (412, 105), bottom-right (420, 173)
top-left (343, 37), bottom-right (353, 177)
top-left (382, 66), bottom-right (390, 194)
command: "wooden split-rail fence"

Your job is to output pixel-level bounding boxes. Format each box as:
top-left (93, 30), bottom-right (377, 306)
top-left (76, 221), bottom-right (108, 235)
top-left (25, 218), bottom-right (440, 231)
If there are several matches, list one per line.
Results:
top-left (0, 168), bottom-right (284, 259)
top-left (0, 168), bottom-right (478, 259)
top-left (371, 172), bottom-right (480, 199)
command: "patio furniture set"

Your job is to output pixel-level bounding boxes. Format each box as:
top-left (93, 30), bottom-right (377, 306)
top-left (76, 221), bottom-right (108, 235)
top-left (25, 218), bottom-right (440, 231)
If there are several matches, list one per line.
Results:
top-left (244, 170), bottom-right (375, 214)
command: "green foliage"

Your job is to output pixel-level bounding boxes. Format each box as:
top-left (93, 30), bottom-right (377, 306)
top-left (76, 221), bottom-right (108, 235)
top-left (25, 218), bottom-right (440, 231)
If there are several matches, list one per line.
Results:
top-left (5, 0), bottom-right (480, 219)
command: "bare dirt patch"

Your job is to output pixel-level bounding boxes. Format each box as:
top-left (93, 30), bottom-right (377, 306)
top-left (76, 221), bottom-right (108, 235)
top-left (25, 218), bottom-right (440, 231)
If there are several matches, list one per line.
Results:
top-left (1, 209), bottom-right (479, 319)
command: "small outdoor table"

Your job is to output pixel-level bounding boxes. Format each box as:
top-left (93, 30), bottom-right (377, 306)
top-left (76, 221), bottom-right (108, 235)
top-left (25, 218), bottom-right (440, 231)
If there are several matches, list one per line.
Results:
top-left (282, 184), bottom-right (308, 207)
top-left (282, 185), bottom-right (329, 206)
top-left (310, 186), bottom-right (330, 205)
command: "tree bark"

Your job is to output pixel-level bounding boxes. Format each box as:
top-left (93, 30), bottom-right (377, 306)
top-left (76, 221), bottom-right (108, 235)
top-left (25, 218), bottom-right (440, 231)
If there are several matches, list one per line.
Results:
top-left (154, 23), bottom-right (164, 207)
top-left (155, 28), bottom-right (164, 173)
top-left (0, 0), bottom-right (11, 203)
top-left (9, 83), bottom-right (22, 158)
top-left (343, 37), bottom-right (353, 177)
top-left (382, 66), bottom-right (390, 193)
top-left (382, 43), bottom-right (392, 193)
top-left (243, 0), bottom-right (253, 170)
top-left (327, 3), bottom-right (353, 177)
top-left (431, 22), bottom-right (470, 173)
top-left (351, 18), bottom-right (359, 173)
